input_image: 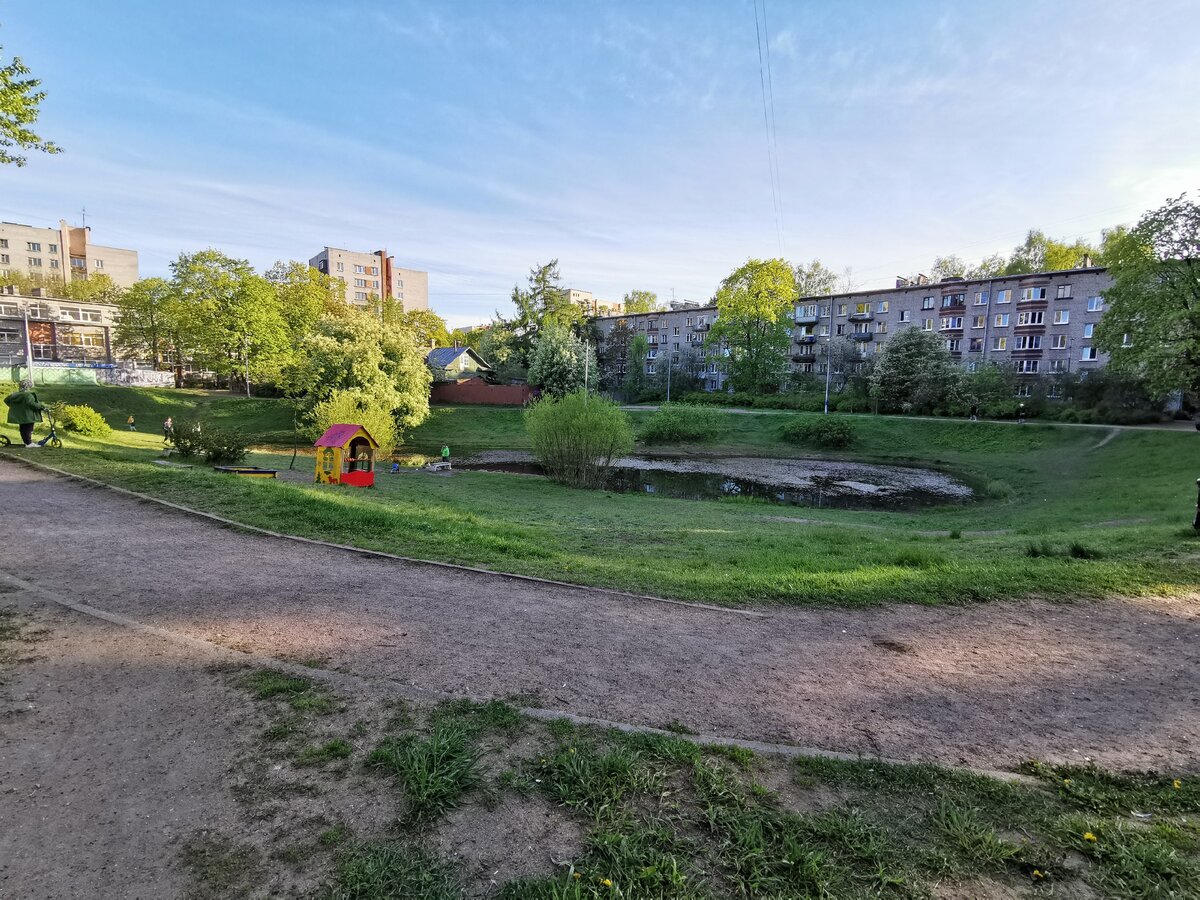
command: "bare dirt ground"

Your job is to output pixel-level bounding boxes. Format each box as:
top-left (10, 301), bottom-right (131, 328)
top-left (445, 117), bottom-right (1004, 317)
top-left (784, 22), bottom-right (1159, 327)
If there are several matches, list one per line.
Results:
top-left (1, 461), bottom-right (1197, 775)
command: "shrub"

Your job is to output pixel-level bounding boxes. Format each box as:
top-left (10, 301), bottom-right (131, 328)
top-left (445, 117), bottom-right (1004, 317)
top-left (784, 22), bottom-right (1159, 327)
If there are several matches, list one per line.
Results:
top-left (778, 415), bottom-right (857, 449)
top-left (307, 389), bottom-right (398, 457)
top-left (639, 403), bottom-right (729, 444)
top-left (169, 419), bottom-right (249, 464)
top-left (524, 391), bottom-right (633, 488)
top-left (54, 403), bottom-right (110, 437)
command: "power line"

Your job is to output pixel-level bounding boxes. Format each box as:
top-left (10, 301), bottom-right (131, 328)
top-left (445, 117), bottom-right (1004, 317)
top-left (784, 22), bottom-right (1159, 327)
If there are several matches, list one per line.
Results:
top-left (752, 0), bottom-right (783, 256)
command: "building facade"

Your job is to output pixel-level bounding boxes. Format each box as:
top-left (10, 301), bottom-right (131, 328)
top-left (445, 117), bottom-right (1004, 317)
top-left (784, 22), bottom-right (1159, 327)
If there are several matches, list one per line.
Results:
top-left (792, 266), bottom-right (1112, 383)
top-left (0, 287), bottom-right (117, 369)
top-left (309, 247), bottom-right (429, 311)
top-left (594, 301), bottom-right (727, 392)
top-left (567, 288), bottom-right (622, 317)
top-left (0, 219), bottom-right (139, 289)
top-left (595, 265), bottom-right (1113, 394)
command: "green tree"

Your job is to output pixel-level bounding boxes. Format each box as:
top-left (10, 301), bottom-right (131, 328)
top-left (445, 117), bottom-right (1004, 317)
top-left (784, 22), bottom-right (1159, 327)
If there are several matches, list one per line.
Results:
top-left (622, 290), bottom-right (662, 313)
top-left (527, 323), bottom-right (597, 398)
top-left (265, 261), bottom-right (343, 341)
top-left (1, 46), bottom-right (61, 166)
top-left (397, 309), bottom-right (452, 349)
top-left (709, 258), bottom-right (797, 394)
top-left (869, 327), bottom-right (960, 413)
top-left (524, 391), bottom-right (633, 489)
top-left (170, 250), bottom-right (290, 391)
top-left (113, 277), bottom-right (178, 372)
top-left (623, 332), bottom-right (650, 399)
top-left (1003, 230), bottom-right (1098, 275)
top-left (1096, 192), bottom-right (1200, 397)
top-left (506, 260), bottom-right (580, 365)
top-left (285, 307), bottom-right (431, 442)
top-left (953, 361), bottom-right (1019, 415)
top-left (794, 260), bottom-right (839, 297)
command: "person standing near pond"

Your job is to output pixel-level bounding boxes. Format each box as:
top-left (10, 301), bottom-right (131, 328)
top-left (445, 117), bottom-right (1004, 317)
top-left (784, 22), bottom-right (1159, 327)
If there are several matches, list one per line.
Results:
top-left (162, 416), bottom-right (173, 443)
top-left (441, 444), bottom-right (451, 467)
top-left (4, 380), bottom-right (49, 448)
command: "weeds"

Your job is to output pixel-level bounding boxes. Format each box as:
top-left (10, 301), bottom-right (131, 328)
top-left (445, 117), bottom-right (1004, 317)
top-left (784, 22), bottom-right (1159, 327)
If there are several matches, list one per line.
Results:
top-left (368, 724), bottom-right (481, 824)
top-left (240, 668), bottom-right (335, 714)
top-left (321, 843), bottom-right (462, 900)
top-left (296, 739), bottom-right (354, 767)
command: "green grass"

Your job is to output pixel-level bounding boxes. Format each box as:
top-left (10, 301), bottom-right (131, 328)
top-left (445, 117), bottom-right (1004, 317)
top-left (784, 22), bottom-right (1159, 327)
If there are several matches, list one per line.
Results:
top-left (367, 724), bottom-right (482, 825)
top-left (295, 738), bottom-right (354, 767)
top-left (321, 844), bottom-right (462, 900)
top-left (239, 668), bottom-right (335, 714)
top-left (4, 390), bottom-right (1198, 607)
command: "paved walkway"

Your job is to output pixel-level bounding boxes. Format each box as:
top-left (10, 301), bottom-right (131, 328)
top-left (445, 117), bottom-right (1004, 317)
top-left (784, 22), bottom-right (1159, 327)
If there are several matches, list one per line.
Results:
top-left (1, 460), bottom-right (1197, 771)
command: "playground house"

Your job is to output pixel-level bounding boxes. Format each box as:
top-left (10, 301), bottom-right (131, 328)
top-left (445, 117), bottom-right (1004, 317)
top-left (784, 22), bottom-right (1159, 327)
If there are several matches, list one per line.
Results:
top-left (314, 424), bottom-right (378, 487)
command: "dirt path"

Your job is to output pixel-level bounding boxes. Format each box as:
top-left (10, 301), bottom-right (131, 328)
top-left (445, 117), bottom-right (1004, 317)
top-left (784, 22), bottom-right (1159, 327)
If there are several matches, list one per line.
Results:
top-left (2, 460), bottom-right (1198, 776)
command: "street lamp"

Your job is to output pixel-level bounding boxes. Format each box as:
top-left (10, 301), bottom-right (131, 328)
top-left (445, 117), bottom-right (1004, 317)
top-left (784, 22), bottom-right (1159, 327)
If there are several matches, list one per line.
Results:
top-left (823, 303), bottom-right (833, 415)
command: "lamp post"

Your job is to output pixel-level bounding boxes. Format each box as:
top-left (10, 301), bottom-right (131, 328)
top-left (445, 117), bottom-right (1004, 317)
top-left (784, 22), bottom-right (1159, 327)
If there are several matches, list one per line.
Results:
top-left (823, 303), bottom-right (833, 415)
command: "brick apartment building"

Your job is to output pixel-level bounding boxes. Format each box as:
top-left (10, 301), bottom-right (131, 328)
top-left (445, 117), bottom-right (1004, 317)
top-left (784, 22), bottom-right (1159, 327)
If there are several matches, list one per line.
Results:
top-left (596, 264), bottom-right (1114, 393)
top-left (594, 300), bottom-right (727, 392)
top-left (309, 246), bottom-right (429, 311)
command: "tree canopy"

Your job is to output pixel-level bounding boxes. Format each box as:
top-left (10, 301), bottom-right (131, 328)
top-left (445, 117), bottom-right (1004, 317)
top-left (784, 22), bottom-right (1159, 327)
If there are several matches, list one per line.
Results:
top-left (869, 327), bottom-right (959, 413)
top-left (1095, 192), bottom-right (1200, 397)
top-left (622, 289), bottom-right (662, 314)
top-left (794, 260), bottom-right (840, 297)
top-left (527, 323), bottom-right (597, 397)
top-left (709, 258), bottom-right (797, 394)
top-left (1, 46), bottom-right (61, 166)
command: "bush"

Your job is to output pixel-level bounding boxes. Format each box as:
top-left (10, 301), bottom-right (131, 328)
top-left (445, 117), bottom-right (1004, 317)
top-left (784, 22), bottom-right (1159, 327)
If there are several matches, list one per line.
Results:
top-left (524, 391), bottom-right (633, 488)
top-left (307, 389), bottom-right (398, 456)
top-left (778, 415), bottom-right (857, 449)
top-left (639, 403), bottom-right (729, 444)
top-left (54, 403), bottom-right (110, 437)
top-left (169, 418), bottom-right (249, 464)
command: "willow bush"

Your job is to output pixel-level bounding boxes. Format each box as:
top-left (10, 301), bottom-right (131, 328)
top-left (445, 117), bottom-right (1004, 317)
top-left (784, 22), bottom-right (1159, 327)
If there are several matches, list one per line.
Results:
top-left (524, 391), bottom-right (633, 488)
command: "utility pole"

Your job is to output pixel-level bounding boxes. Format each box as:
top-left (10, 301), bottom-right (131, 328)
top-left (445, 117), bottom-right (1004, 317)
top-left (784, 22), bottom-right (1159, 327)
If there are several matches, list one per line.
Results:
top-left (583, 340), bottom-right (589, 404)
top-left (666, 352), bottom-right (672, 402)
top-left (823, 304), bottom-right (833, 415)
top-left (22, 306), bottom-right (35, 385)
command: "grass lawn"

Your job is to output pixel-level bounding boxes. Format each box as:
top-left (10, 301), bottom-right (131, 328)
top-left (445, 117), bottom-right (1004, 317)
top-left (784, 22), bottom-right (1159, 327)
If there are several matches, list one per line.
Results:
top-left (2, 385), bottom-right (1198, 606)
top-left (194, 663), bottom-right (1200, 899)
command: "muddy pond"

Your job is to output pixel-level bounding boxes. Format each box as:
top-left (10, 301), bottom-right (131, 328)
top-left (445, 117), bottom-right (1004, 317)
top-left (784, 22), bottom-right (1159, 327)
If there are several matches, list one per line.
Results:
top-left (458, 451), bottom-right (974, 511)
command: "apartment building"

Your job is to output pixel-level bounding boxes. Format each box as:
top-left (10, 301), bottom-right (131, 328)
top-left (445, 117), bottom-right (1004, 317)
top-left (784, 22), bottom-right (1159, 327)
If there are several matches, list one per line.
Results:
top-left (594, 301), bottom-right (727, 391)
top-left (0, 287), bottom-right (119, 369)
top-left (567, 288), bottom-right (622, 317)
top-left (793, 266), bottom-right (1112, 384)
top-left (309, 246), bottom-right (429, 311)
top-left (0, 219), bottom-right (139, 289)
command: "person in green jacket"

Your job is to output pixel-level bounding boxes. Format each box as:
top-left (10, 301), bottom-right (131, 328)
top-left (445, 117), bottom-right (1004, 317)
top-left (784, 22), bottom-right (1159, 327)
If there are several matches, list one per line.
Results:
top-left (4, 380), bottom-right (49, 448)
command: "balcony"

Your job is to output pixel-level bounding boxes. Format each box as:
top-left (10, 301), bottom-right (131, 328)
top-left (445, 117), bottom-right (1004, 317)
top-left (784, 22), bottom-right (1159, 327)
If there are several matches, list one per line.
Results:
top-left (691, 323), bottom-right (710, 332)
top-left (794, 313), bottom-right (819, 325)
top-left (796, 335), bottom-right (818, 345)
top-left (848, 311), bottom-right (874, 322)
top-left (851, 332), bottom-right (873, 342)
top-left (792, 351), bottom-right (817, 362)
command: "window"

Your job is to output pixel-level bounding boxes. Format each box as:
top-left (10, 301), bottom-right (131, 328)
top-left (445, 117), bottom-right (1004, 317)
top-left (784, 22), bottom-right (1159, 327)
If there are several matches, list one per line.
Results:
top-left (647, 349), bottom-right (658, 359)
top-left (354, 278), bottom-right (367, 287)
top-left (0, 329), bottom-right (18, 342)
top-left (837, 304), bottom-right (848, 317)
top-left (673, 326), bottom-right (679, 335)
top-left (32, 344), bottom-right (53, 360)
top-left (899, 310), bottom-right (911, 322)
top-left (49, 259), bottom-right (59, 269)
top-left (27, 303), bottom-right (51, 318)
top-left (353, 265), bottom-right (364, 274)
top-left (1053, 309), bottom-right (1069, 325)
top-left (975, 291), bottom-right (990, 305)
top-left (369, 266), bottom-right (379, 276)
top-left (1051, 334), bottom-right (1068, 349)
top-left (939, 316), bottom-right (963, 330)
top-left (354, 291), bottom-right (367, 301)
top-left (0, 302), bottom-right (17, 316)
top-left (996, 289), bottom-right (1012, 304)
top-left (397, 279), bottom-right (404, 288)
top-left (876, 300), bottom-right (889, 313)
top-left (876, 321), bottom-right (888, 334)
top-left (28, 257), bottom-right (42, 267)
top-left (647, 365), bottom-right (656, 375)
top-left (1016, 385), bottom-right (1032, 397)
top-left (921, 296), bottom-right (934, 310)
top-left (93, 259), bottom-right (103, 269)
top-left (968, 337), bottom-right (983, 352)
top-left (836, 324), bottom-right (846, 335)
top-left (818, 324), bottom-right (830, 336)
top-left (994, 313), bottom-right (1010, 327)
top-left (0, 239), bottom-right (7, 248)
top-left (1015, 335), bottom-right (1042, 350)
top-left (685, 317), bottom-right (693, 326)
top-left (1122, 333), bottom-right (1133, 348)
top-left (0, 254), bottom-right (7, 264)
top-left (1049, 359), bottom-right (1068, 373)
top-left (336, 262), bottom-right (344, 272)
top-left (26, 242), bottom-right (41, 251)
top-left (48, 243), bottom-right (58, 253)
top-left (1087, 296), bottom-right (1103, 311)
top-left (697, 316), bottom-right (707, 326)
top-left (1081, 346), bottom-right (1097, 361)
top-left (945, 339), bottom-right (962, 352)
top-left (1017, 310), bottom-right (1044, 326)
top-left (1056, 284), bottom-right (1072, 299)
top-left (922, 318), bottom-right (933, 331)
top-left (942, 293), bottom-right (965, 307)
top-left (648, 320), bottom-right (658, 330)
top-left (70, 256), bottom-right (85, 268)
top-left (1020, 287), bottom-right (1046, 301)
top-left (992, 337), bottom-right (1007, 351)
top-left (1016, 359), bottom-right (1040, 373)
top-left (59, 306), bottom-right (103, 323)
top-left (1083, 323), bottom-right (1095, 338)
top-left (853, 302), bottom-right (870, 316)
top-left (972, 316), bottom-right (985, 329)
top-left (372, 280), bottom-right (379, 289)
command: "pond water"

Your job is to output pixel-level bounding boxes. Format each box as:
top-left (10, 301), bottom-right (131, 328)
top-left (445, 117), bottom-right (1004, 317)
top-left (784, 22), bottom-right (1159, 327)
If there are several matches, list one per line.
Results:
top-left (459, 452), bottom-right (974, 511)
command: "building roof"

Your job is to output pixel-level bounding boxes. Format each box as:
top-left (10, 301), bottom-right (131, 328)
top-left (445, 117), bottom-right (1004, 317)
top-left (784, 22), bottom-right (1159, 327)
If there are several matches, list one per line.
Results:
top-left (427, 346), bottom-right (490, 369)
top-left (797, 266), bottom-right (1109, 302)
top-left (314, 424), bottom-right (378, 448)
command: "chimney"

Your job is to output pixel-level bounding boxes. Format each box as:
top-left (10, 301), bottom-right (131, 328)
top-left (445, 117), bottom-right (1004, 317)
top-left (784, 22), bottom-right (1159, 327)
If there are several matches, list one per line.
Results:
top-left (896, 276), bottom-right (911, 288)
top-left (1080, 254), bottom-right (1093, 269)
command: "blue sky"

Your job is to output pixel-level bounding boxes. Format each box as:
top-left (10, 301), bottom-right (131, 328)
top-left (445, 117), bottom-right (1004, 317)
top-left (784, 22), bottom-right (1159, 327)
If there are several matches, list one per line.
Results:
top-left (2, 1), bottom-right (1197, 327)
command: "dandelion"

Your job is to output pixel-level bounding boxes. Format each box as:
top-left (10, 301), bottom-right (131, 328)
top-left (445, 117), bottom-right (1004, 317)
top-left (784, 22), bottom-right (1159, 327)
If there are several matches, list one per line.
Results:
top-left (1062, 778), bottom-right (1072, 786)
top-left (1032, 869), bottom-right (1045, 880)
top-left (600, 877), bottom-right (613, 887)
top-left (569, 747), bottom-right (576, 754)
top-left (572, 872), bottom-right (582, 880)
top-left (1083, 832), bottom-right (1097, 842)
top-left (1174, 779), bottom-right (1183, 790)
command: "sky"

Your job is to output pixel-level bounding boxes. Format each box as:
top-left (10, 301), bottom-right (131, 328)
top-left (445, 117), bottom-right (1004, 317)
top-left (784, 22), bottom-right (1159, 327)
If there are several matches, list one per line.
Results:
top-left (2, 0), bottom-right (1198, 328)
